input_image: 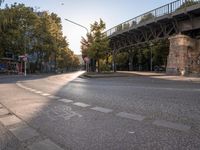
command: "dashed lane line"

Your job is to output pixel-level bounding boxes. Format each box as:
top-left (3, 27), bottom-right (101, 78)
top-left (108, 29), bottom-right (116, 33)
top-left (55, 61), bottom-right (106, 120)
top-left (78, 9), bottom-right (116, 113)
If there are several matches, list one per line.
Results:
top-left (34, 91), bottom-right (43, 94)
top-left (153, 120), bottom-right (191, 132)
top-left (28, 89), bottom-right (38, 92)
top-left (16, 82), bottom-right (192, 133)
top-left (47, 95), bottom-right (61, 99)
top-left (58, 99), bottom-right (73, 103)
top-left (73, 102), bottom-right (90, 108)
top-left (91, 107), bottom-right (113, 113)
top-left (116, 112), bottom-right (145, 121)
top-left (40, 93), bottom-right (51, 96)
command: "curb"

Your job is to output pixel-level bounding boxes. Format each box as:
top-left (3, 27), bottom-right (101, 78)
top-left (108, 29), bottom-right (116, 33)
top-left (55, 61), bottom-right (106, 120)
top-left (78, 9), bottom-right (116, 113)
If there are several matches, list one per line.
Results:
top-left (80, 73), bottom-right (130, 79)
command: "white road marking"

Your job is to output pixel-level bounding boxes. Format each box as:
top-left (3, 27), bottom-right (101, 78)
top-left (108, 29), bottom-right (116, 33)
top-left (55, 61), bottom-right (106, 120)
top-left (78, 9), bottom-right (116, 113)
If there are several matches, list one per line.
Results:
top-left (48, 95), bottom-right (61, 99)
top-left (153, 120), bottom-right (191, 132)
top-left (29, 89), bottom-right (37, 92)
top-left (58, 99), bottom-right (73, 103)
top-left (128, 131), bottom-right (135, 134)
top-left (116, 112), bottom-right (145, 121)
top-left (24, 87), bottom-right (31, 90)
top-left (34, 91), bottom-right (43, 94)
top-left (16, 83), bottom-right (25, 88)
top-left (91, 107), bottom-right (113, 113)
top-left (41, 93), bottom-right (51, 96)
top-left (73, 102), bottom-right (90, 107)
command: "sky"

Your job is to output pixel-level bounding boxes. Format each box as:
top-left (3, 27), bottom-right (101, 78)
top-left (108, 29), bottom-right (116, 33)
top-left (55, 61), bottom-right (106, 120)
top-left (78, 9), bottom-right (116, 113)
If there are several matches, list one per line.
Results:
top-left (2, 0), bottom-right (175, 54)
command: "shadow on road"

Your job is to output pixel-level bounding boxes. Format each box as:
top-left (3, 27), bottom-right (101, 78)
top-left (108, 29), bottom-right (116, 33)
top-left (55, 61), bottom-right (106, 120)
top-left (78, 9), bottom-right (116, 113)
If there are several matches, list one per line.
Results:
top-left (1, 71), bottom-right (200, 150)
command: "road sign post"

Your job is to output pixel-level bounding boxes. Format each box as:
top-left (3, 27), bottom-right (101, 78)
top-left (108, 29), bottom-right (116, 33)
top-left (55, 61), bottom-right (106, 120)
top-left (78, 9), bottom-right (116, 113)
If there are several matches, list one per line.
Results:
top-left (19, 55), bottom-right (28, 76)
top-left (84, 57), bottom-right (90, 72)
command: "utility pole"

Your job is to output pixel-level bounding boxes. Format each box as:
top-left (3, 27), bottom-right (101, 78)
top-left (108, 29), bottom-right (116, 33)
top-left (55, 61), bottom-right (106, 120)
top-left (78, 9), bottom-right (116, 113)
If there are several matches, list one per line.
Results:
top-left (65, 19), bottom-right (89, 33)
top-left (64, 18), bottom-right (89, 72)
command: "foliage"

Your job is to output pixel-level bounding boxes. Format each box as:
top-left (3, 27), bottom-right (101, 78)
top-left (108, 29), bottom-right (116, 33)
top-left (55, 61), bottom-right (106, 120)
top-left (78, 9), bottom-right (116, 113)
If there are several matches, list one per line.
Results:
top-left (177, 0), bottom-right (199, 10)
top-left (115, 22), bottom-right (130, 32)
top-left (123, 23), bottom-right (130, 30)
top-left (115, 39), bottom-right (169, 71)
top-left (115, 52), bottom-right (129, 65)
top-left (131, 21), bottom-right (137, 27)
top-left (139, 13), bottom-right (154, 24)
top-left (115, 52), bottom-right (129, 71)
top-left (116, 24), bottom-right (122, 32)
top-left (81, 19), bottom-right (110, 72)
top-left (0, 3), bottom-right (79, 73)
top-left (99, 59), bottom-right (111, 72)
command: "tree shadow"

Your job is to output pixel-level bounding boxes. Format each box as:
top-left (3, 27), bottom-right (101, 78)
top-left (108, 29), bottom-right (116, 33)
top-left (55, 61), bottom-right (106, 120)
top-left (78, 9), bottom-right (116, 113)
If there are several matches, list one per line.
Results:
top-left (1, 71), bottom-right (200, 150)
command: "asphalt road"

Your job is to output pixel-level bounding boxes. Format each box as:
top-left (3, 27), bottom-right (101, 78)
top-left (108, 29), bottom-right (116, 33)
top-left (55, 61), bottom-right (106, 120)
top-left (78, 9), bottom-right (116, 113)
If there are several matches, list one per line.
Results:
top-left (0, 71), bottom-right (200, 150)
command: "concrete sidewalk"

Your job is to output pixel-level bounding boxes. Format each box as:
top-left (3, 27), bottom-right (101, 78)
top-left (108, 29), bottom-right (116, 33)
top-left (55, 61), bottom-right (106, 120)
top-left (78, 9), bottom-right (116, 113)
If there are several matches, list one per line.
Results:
top-left (118, 71), bottom-right (200, 82)
top-left (82, 71), bottom-right (200, 82)
top-left (82, 72), bottom-right (129, 78)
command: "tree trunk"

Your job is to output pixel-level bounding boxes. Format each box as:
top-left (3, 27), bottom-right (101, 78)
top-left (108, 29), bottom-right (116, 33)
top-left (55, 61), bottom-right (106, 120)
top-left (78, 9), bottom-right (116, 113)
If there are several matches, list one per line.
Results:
top-left (98, 59), bottom-right (100, 73)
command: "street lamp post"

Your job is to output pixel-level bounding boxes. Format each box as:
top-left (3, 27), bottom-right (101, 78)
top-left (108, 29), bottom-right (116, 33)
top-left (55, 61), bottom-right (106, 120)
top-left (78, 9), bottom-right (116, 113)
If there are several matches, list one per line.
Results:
top-left (64, 18), bottom-right (89, 72)
top-left (65, 19), bottom-right (89, 33)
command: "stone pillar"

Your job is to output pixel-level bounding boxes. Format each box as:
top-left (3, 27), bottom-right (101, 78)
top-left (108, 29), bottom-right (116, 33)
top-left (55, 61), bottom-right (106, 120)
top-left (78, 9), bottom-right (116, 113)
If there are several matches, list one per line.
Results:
top-left (167, 34), bottom-right (200, 76)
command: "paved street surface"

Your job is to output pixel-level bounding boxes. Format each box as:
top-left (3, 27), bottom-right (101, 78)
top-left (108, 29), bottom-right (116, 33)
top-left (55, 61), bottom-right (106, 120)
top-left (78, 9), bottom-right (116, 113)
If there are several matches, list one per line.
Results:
top-left (0, 71), bottom-right (200, 150)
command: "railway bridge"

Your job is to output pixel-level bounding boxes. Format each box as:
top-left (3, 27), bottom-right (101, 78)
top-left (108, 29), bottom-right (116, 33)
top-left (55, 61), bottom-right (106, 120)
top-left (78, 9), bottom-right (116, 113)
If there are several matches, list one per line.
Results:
top-left (106, 0), bottom-right (200, 75)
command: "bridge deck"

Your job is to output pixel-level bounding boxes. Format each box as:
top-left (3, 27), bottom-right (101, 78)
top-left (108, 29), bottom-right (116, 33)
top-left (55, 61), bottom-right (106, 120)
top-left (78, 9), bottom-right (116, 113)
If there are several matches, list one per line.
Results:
top-left (106, 0), bottom-right (200, 39)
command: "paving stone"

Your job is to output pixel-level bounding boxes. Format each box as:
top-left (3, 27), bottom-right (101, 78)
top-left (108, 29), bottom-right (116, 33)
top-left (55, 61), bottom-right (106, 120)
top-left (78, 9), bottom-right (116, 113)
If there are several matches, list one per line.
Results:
top-left (58, 99), bottom-right (73, 103)
top-left (91, 107), bottom-right (113, 113)
top-left (153, 120), bottom-right (191, 132)
top-left (0, 115), bottom-right (21, 126)
top-left (116, 112), bottom-right (145, 121)
top-left (0, 108), bottom-right (10, 116)
top-left (73, 102), bottom-right (90, 107)
top-left (28, 139), bottom-right (64, 150)
top-left (9, 124), bottom-right (39, 141)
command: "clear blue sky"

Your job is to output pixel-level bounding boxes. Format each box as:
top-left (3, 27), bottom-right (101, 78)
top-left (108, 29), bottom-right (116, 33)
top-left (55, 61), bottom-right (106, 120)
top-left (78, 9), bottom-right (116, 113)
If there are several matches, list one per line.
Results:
top-left (2, 0), bottom-right (174, 54)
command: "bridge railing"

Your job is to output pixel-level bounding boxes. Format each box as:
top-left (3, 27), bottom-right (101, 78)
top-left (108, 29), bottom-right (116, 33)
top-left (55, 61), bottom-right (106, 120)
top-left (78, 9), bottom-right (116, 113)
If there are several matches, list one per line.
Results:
top-left (106, 0), bottom-right (200, 37)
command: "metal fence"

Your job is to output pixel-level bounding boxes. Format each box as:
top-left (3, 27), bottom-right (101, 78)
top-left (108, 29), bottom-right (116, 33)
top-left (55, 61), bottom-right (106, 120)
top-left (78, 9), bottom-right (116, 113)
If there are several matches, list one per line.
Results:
top-left (106, 0), bottom-right (200, 37)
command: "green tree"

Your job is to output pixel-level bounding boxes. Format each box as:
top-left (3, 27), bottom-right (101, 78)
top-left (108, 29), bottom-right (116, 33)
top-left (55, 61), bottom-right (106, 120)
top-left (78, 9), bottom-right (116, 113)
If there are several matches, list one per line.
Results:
top-left (151, 40), bottom-right (169, 69)
top-left (123, 23), bottom-right (130, 30)
top-left (81, 19), bottom-right (110, 72)
top-left (0, 4), bottom-right (38, 57)
top-left (0, 3), bottom-right (77, 73)
top-left (115, 52), bottom-right (129, 70)
top-left (116, 24), bottom-right (122, 32)
top-left (139, 13), bottom-right (154, 24)
top-left (177, 0), bottom-right (199, 11)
